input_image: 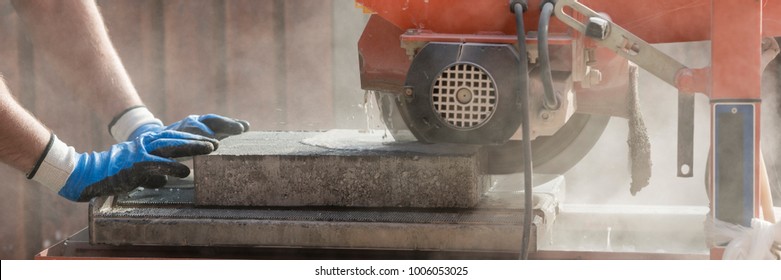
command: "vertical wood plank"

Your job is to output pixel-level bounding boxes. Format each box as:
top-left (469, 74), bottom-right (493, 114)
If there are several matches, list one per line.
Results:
top-left (0, 14), bottom-right (20, 93)
top-left (16, 12), bottom-right (43, 261)
top-left (163, 0), bottom-right (226, 123)
top-left (0, 12), bottom-right (26, 260)
top-left (28, 0), bottom-right (97, 258)
top-left (284, 0), bottom-right (334, 129)
top-left (332, 1), bottom-right (369, 129)
top-left (224, 0), bottom-right (279, 130)
top-left (30, 46), bottom-right (90, 260)
top-left (99, 0), bottom-right (166, 123)
top-left (272, 0), bottom-right (287, 129)
top-left (0, 165), bottom-right (24, 259)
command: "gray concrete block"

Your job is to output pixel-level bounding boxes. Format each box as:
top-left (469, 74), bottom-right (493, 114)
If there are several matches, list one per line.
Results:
top-left (193, 130), bottom-right (488, 208)
top-left (90, 195), bottom-right (539, 252)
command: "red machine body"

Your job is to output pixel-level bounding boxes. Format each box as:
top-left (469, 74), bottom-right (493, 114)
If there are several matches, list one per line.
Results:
top-left (355, 0), bottom-right (779, 259)
top-left (356, 0), bottom-right (781, 102)
top-left (356, 0), bottom-right (781, 42)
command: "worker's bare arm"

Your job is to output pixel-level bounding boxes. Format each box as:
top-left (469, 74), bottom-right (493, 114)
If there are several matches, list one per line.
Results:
top-left (0, 78), bottom-right (50, 174)
top-left (10, 0), bottom-right (143, 122)
top-left (11, 0), bottom-right (250, 143)
top-left (1, 77), bottom-right (219, 202)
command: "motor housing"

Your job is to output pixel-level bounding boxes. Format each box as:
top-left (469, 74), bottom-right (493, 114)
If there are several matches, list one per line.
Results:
top-left (400, 43), bottom-right (523, 144)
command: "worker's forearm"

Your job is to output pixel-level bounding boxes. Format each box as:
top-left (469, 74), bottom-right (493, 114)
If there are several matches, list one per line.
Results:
top-left (0, 78), bottom-right (50, 173)
top-left (11, 0), bottom-right (143, 121)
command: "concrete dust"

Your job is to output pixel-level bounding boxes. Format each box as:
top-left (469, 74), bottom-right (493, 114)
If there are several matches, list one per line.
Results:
top-left (761, 49), bottom-right (781, 204)
top-left (301, 129), bottom-right (399, 151)
top-left (540, 204), bottom-right (709, 254)
top-left (626, 63), bottom-right (652, 195)
top-left (300, 129), bottom-right (482, 155)
top-left (559, 41), bottom-right (781, 254)
top-left (565, 42), bottom-right (712, 207)
top-left (557, 42), bottom-right (713, 253)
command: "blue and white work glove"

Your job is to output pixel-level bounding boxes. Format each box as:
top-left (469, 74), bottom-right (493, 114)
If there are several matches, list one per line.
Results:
top-left (27, 131), bottom-right (218, 202)
top-left (108, 106), bottom-right (250, 143)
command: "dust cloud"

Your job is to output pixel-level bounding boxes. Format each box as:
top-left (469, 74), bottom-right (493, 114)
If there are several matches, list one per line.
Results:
top-left (566, 40), bottom-right (781, 207)
top-left (561, 40), bottom-right (781, 253)
top-left (557, 42), bottom-right (718, 253)
top-left (761, 45), bottom-right (781, 205)
top-left (565, 42), bottom-right (713, 206)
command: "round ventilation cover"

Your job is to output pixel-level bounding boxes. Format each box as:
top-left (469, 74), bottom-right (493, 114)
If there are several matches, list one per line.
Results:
top-left (400, 42), bottom-right (521, 145)
top-left (431, 63), bottom-right (497, 129)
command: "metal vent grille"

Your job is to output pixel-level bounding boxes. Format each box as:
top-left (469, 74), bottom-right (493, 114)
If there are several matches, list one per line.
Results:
top-left (431, 63), bottom-right (497, 129)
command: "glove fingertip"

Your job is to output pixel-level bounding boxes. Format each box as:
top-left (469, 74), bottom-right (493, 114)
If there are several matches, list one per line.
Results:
top-left (237, 120), bottom-right (250, 132)
top-left (198, 141), bottom-right (217, 155)
top-left (200, 117), bottom-right (244, 138)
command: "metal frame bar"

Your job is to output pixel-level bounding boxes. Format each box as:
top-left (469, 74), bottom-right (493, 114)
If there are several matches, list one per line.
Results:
top-left (38, 228), bottom-right (708, 260)
top-left (708, 0), bottom-right (763, 260)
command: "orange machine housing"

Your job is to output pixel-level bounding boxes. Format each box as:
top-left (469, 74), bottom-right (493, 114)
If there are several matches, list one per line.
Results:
top-left (355, 0), bottom-right (781, 43)
top-left (355, 0), bottom-right (778, 260)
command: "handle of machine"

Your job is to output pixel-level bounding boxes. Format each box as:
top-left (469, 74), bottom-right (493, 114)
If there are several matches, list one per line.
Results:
top-left (553, 0), bottom-right (687, 87)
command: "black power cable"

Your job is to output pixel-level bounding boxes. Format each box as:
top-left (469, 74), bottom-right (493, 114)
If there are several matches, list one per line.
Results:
top-left (539, 1), bottom-right (560, 110)
top-left (510, 0), bottom-right (533, 260)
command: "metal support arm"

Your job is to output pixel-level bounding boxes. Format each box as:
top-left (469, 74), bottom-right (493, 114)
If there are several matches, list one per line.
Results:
top-left (553, 0), bottom-right (688, 88)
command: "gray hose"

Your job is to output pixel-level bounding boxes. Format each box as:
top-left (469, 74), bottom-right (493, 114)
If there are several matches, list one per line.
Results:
top-left (512, 1), bottom-right (533, 260)
top-left (539, 2), bottom-right (560, 110)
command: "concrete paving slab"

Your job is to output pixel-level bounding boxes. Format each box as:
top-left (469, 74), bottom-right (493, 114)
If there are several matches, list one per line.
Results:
top-left (193, 130), bottom-right (489, 208)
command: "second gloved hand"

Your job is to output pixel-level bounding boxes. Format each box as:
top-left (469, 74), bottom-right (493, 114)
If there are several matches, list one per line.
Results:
top-left (28, 131), bottom-right (218, 202)
top-left (108, 106), bottom-right (250, 142)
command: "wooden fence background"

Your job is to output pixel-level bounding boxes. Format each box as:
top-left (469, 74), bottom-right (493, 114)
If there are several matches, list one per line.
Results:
top-left (0, 0), bottom-right (368, 259)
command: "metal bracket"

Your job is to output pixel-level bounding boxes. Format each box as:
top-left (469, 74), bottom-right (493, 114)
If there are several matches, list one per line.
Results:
top-left (554, 0), bottom-right (687, 86)
top-left (677, 92), bottom-right (695, 177)
top-left (555, 0), bottom-right (701, 180)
